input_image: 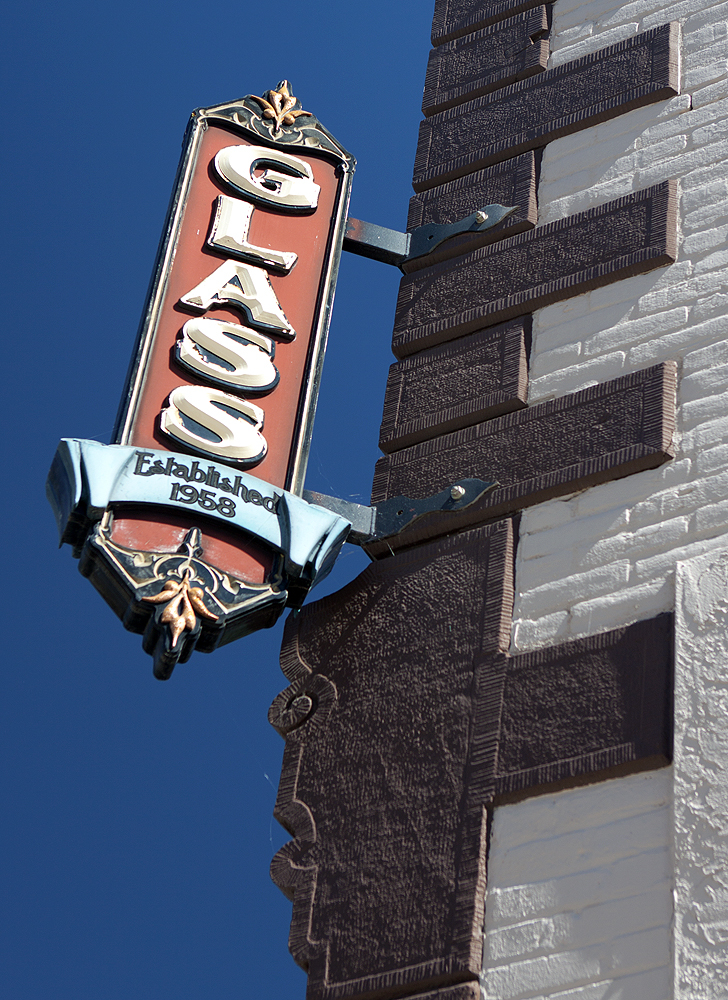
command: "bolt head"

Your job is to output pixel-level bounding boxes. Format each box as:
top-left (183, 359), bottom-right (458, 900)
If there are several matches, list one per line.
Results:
top-left (450, 485), bottom-right (466, 501)
top-left (475, 210), bottom-right (488, 224)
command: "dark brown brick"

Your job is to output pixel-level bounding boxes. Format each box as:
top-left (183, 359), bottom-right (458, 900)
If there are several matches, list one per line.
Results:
top-left (394, 181), bottom-right (677, 358)
top-left (495, 613), bottom-right (673, 797)
top-left (379, 317), bottom-right (529, 454)
top-left (414, 23), bottom-right (679, 189)
top-left (432, 0), bottom-right (548, 45)
top-left (270, 520), bottom-right (515, 1000)
top-left (403, 152), bottom-right (537, 273)
top-left (369, 362), bottom-right (675, 555)
top-left (423, 7), bottom-right (549, 117)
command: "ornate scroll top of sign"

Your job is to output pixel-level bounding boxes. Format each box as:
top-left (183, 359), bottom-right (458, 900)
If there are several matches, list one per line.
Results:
top-left (208, 79), bottom-right (350, 157)
top-left (47, 83), bottom-right (356, 678)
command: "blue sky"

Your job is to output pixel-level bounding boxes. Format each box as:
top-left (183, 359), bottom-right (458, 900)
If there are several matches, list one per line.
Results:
top-left (1, 2), bottom-right (433, 996)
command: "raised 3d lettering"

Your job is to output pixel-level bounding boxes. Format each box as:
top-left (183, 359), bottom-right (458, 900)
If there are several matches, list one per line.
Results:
top-left (215, 144), bottom-right (320, 210)
top-left (176, 318), bottom-right (279, 393)
top-left (207, 196), bottom-right (298, 273)
top-left (160, 384), bottom-right (267, 463)
top-left (179, 259), bottom-right (295, 338)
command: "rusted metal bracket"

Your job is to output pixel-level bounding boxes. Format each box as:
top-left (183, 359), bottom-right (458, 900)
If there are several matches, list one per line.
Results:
top-left (303, 478), bottom-right (497, 545)
top-left (343, 204), bottom-right (518, 269)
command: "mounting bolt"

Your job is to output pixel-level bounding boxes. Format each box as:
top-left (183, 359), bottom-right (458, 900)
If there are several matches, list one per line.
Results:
top-left (475, 210), bottom-right (488, 224)
top-left (450, 485), bottom-right (466, 501)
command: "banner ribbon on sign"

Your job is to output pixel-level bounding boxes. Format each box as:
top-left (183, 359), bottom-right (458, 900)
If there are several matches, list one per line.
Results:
top-left (47, 439), bottom-right (352, 592)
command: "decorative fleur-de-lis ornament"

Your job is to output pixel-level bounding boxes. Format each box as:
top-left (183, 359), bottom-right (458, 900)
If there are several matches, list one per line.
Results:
top-left (250, 80), bottom-right (312, 132)
top-left (142, 566), bottom-right (219, 649)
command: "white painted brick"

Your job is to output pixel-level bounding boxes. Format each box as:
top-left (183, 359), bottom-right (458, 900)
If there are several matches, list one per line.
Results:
top-left (691, 74), bottom-right (728, 108)
top-left (485, 915), bottom-right (570, 962)
top-left (567, 577), bottom-right (672, 636)
top-left (683, 221), bottom-right (727, 257)
top-left (639, 139), bottom-right (728, 186)
top-left (684, 20), bottom-right (728, 50)
top-left (490, 809), bottom-right (671, 884)
top-left (699, 91), bottom-right (728, 133)
top-left (530, 342), bottom-right (583, 379)
top-left (519, 506), bottom-right (630, 561)
top-left (681, 155), bottom-right (728, 192)
top-left (683, 38), bottom-right (728, 72)
top-left (577, 516), bottom-right (690, 568)
top-left (517, 562), bottom-right (631, 617)
top-left (694, 246), bottom-right (728, 275)
top-left (633, 534), bottom-right (728, 579)
top-left (681, 175), bottom-right (728, 212)
top-left (682, 414), bottom-right (728, 450)
top-left (682, 195), bottom-right (728, 231)
top-left (681, 386), bottom-right (728, 424)
top-left (600, 0), bottom-right (660, 25)
top-left (483, 948), bottom-right (603, 999)
top-left (694, 497), bottom-right (728, 533)
top-left (680, 97), bottom-right (728, 134)
top-left (695, 441), bottom-right (728, 475)
top-left (563, 886), bottom-right (671, 949)
top-left (680, 362), bottom-right (728, 403)
top-left (483, 774), bottom-right (673, 997)
top-left (636, 277), bottom-right (704, 314)
top-left (570, 461), bottom-right (688, 516)
top-left (685, 467), bottom-right (728, 505)
top-left (583, 306), bottom-right (688, 357)
top-left (607, 134), bottom-right (690, 180)
top-left (635, 105), bottom-right (697, 146)
top-left (511, 553), bottom-right (578, 591)
top-left (683, 331), bottom-right (728, 371)
top-left (548, 23), bottom-right (640, 68)
top-left (684, 0), bottom-right (728, 27)
top-left (642, 0), bottom-right (728, 28)
top-left (485, 896), bottom-right (671, 967)
top-left (542, 178), bottom-right (637, 222)
top-left (492, 770), bottom-right (672, 846)
top-left (688, 270), bottom-right (728, 299)
top-left (628, 485), bottom-right (701, 529)
top-left (533, 300), bottom-right (636, 351)
top-left (691, 290), bottom-right (728, 322)
top-left (484, 926), bottom-right (670, 995)
top-left (627, 330), bottom-right (697, 365)
top-left (683, 221), bottom-right (728, 255)
top-left (504, 965), bottom-right (671, 1000)
top-left (521, 497), bottom-right (578, 533)
top-left (528, 352), bottom-right (627, 401)
top-left (510, 611), bottom-right (572, 651)
top-left (580, 517), bottom-right (689, 568)
top-left (487, 848), bottom-right (672, 925)
top-left (556, 22), bottom-right (595, 46)
top-left (683, 59), bottom-right (728, 90)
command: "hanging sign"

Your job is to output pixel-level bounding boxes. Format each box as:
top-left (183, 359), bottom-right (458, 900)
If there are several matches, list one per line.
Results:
top-left (47, 82), bottom-right (356, 678)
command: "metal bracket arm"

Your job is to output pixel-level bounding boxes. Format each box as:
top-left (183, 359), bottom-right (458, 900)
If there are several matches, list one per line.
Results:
top-left (343, 204), bottom-right (518, 269)
top-left (303, 479), bottom-right (497, 545)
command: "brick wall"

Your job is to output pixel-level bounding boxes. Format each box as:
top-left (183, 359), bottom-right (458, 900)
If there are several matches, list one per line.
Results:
top-left (512, 0), bottom-right (728, 651)
top-left (482, 769), bottom-right (673, 1000)
top-left (482, 0), bottom-right (728, 996)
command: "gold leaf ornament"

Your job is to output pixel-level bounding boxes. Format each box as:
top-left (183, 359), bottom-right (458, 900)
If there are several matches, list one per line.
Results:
top-left (142, 568), bottom-right (218, 648)
top-left (250, 80), bottom-right (312, 132)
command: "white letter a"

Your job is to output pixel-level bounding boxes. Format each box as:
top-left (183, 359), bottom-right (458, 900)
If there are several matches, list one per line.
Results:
top-left (179, 260), bottom-right (294, 339)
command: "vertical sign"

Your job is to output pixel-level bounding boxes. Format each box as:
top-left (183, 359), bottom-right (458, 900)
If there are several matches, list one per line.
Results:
top-left (47, 83), bottom-right (355, 677)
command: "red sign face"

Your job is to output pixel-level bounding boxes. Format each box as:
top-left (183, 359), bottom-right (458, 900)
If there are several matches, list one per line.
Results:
top-left (122, 127), bottom-right (344, 487)
top-left (110, 95), bottom-right (355, 585)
